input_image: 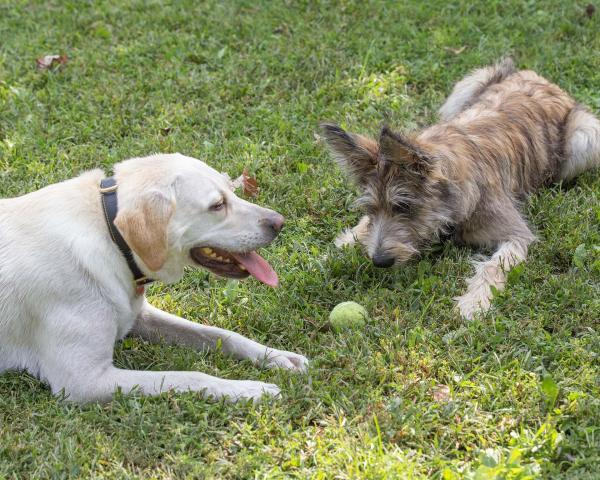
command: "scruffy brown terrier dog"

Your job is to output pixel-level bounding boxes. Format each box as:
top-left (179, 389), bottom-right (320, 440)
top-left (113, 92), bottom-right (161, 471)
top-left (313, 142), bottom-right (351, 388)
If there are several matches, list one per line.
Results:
top-left (321, 58), bottom-right (600, 319)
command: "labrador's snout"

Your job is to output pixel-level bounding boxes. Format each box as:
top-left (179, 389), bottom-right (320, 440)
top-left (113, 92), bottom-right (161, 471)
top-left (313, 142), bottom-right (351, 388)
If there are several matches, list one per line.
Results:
top-left (260, 213), bottom-right (285, 236)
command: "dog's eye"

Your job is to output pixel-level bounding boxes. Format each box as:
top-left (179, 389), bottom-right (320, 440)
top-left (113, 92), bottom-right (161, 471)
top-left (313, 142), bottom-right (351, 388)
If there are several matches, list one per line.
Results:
top-left (209, 199), bottom-right (226, 211)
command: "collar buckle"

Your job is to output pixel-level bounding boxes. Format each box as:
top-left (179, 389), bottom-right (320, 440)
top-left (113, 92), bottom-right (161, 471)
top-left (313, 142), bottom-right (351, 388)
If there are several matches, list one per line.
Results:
top-left (99, 183), bottom-right (118, 194)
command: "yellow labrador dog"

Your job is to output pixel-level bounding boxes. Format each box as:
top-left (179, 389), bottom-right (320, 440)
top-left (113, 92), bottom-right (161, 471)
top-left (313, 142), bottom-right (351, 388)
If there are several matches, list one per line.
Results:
top-left (0, 153), bottom-right (308, 403)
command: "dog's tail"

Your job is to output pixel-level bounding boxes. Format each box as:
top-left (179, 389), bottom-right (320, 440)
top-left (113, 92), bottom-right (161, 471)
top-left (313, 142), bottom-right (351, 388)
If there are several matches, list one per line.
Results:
top-left (559, 105), bottom-right (600, 180)
top-left (439, 57), bottom-right (516, 121)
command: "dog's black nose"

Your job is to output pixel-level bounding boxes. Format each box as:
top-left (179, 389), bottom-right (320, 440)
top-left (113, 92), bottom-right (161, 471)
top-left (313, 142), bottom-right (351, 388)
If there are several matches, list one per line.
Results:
top-left (372, 253), bottom-right (395, 268)
top-left (261, 213), bottom-right (285, 234)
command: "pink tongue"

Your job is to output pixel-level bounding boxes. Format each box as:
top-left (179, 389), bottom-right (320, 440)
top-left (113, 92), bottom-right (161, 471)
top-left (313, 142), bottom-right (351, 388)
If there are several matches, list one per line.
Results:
top-left (232, 251), bottom-right (279, 287)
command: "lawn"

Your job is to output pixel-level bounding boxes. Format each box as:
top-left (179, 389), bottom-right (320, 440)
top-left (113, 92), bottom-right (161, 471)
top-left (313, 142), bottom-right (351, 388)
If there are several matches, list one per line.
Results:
top-left (1, 0), bottom-right (599, 478)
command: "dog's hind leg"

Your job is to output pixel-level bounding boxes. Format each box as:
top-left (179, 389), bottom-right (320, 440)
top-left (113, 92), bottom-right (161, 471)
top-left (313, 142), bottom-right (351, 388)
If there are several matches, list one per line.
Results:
top-left (455, 202), bottom-right (535, 320)
top-left (335, 215), bottom-right (370, 248)
top-left (439, 58), bottom-right (516, 121)
top-left (559, 105), bottom-right (600, 181)
top-left (130, 302), bottom-right (309, 372)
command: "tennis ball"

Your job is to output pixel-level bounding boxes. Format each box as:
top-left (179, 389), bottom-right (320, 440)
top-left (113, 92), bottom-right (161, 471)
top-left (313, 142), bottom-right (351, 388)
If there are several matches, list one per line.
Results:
top-left (329, 301), bottom-right (368, 332)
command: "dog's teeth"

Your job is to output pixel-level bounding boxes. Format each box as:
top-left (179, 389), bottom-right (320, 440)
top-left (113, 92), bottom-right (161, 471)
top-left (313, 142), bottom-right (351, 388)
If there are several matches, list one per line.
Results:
top-left (217, 256), bottom-right (224, 261)
top-left (224, 258), bottom-right (231, 263)
top-left (202, 247), bottom-right (213, 254)
top-left (239, 265), bottom-right (246, 271)
top-left (210, 252), bottom-right (217, 258)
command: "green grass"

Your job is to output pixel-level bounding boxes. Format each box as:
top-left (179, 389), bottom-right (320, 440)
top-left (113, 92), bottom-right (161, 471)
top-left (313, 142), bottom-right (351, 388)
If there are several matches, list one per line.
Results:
top-left (1, 0), bottom-right (599, 478)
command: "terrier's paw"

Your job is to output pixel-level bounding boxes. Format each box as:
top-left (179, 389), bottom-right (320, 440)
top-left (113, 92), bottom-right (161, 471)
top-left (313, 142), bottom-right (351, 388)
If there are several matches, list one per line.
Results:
top-left (334, 229), bottom-right (356, 248)
top-left (217, 380), bottom-right (281, 403)
top-left (262, 349), bottom-right (309, 373)
top-left (454, 289), bottom-right (492, 320)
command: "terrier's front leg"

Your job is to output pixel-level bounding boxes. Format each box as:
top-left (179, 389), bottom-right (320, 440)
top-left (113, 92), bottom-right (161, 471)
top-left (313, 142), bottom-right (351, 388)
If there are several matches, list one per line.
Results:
top-left (335, 215), bottom-right (370, 248)
top-left (455, 237), bottom-right (532, 320)
top-left (131, 302), bottom-right (309, 372)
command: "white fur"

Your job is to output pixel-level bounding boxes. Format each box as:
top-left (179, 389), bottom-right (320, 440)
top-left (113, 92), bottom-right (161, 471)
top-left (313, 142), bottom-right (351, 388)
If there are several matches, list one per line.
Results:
top-left (0, 153), bottom-right (308, 403)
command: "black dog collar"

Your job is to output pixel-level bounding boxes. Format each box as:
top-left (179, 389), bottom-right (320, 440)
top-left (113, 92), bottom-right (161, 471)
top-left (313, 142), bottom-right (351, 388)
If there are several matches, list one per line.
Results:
top-left (100, 177), bottom-right (154, 291)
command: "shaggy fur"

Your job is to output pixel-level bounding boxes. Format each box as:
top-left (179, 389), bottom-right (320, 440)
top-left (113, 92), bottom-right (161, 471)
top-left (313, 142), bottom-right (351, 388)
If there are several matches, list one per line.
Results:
top-left (322, 58), bottom-right (600, 319)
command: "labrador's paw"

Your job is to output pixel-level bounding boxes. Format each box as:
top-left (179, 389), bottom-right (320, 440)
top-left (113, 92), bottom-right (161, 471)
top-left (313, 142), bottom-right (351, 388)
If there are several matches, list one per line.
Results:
top-left (262, 349), bottom-right (309, 373)
top-left (215, 379), bottom-right (281, 403)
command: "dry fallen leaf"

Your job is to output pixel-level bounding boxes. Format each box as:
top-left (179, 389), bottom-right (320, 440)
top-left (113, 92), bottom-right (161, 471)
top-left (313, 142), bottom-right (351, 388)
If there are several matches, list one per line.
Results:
top-left (227, 169), bottom-right (260, 197)
top-left (241, 168), bottom-right (259, 197)
top-left (432, 384), bottom-right (451, 402)
top-left (36, 54), bottom-right (68, 70)
top-left (585, 4), bottom-right (596, 17)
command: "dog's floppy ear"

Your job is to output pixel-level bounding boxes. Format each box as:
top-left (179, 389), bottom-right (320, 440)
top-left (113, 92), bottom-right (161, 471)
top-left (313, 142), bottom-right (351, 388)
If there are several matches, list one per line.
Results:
top-left (114, 190), bottom-right (174, 272)
top-left (379, 126), bottom-right (433, 172)
top-left (320, 123), bottom-right (378, 185)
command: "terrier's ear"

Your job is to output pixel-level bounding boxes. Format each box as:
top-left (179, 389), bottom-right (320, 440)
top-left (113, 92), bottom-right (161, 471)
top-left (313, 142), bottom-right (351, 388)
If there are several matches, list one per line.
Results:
top-left (320, 123), bottom-right (378, 185)
top-left (379, 126), bottom-right (433, 172)
top-left (114, 190), bottom-right (174, 272)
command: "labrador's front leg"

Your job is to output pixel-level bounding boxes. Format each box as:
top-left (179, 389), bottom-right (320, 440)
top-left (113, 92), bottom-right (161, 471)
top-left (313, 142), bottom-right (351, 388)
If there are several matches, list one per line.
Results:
top-left (38, 310), bottom-right (280, 403)
top-left (82, 367), bottom-right (281, 403)
top-left (130, 302), bottom-right (309, 372)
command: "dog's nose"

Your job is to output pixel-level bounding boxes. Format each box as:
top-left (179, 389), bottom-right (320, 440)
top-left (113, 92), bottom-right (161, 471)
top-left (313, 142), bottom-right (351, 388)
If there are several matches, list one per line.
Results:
top-left (372, 253), bottom-right (395, 268)
top-left (261, 213), bottom-right (285, 234)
